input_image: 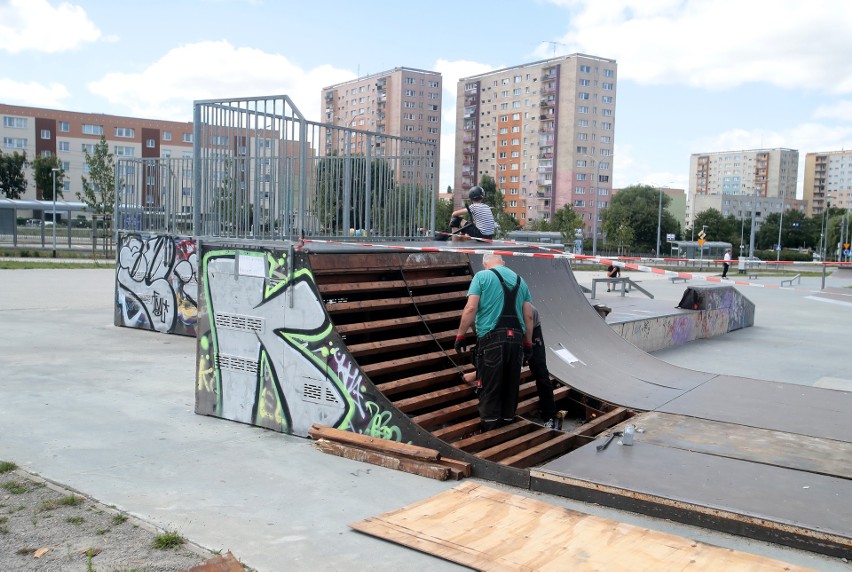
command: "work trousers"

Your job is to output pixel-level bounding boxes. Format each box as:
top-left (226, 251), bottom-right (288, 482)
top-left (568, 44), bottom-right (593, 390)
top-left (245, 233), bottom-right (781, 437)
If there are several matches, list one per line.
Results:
top-left (528, 325), bottom-right (555, 421)
top-left (476, 328), bottom-right (523, 431)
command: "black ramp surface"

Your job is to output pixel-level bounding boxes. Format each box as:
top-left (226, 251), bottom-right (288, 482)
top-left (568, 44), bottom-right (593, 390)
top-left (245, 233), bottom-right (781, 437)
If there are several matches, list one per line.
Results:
top-left (536, 440), bottom-right (852, 539)
top-left (492, 255), bottom-right (715, 410)
top-left (659, 375), bottom-right (852, 441)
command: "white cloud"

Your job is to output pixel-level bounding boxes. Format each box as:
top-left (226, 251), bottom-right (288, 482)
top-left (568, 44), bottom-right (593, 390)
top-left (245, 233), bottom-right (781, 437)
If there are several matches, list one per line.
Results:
top-left (0, 78), bottom-right (70, 108)
top-left (813, 101), bottom-right (852, 122)
top-left (545, 0), bottom-right (852, 93)
top-left (0, 0), bottom-right (101, 53)
top-left (87, 40), bottom-right (355, 122)
top-left (432, 59), bottom-right (494, 194)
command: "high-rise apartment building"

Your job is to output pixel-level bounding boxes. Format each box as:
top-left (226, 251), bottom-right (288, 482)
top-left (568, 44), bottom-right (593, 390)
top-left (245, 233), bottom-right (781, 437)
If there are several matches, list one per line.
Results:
top-left (803, 150), bottom-right (852, 216)
top-left (0, 103), bottom-right (193, 202)
top-left (321, 67), bottom-right (441, 162)
top-left (687, 148), bottom-right (799, 228)
top-left (454, 54), bottom-right (617, 234)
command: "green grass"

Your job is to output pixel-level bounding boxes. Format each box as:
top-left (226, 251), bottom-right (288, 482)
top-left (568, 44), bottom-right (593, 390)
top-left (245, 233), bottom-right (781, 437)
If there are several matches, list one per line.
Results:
top-left (1, 481), bottom-right (27, 494)
top-left (152, 529), bottom-right (186, 550)
top-left (66, 515), bottom-right (85, 525)
top-left (38, 494), bottom-right (83, 512)
top-left (0, 461), bottom-right (16, 474)
top-left (112, 513), bottom-right (128, 525)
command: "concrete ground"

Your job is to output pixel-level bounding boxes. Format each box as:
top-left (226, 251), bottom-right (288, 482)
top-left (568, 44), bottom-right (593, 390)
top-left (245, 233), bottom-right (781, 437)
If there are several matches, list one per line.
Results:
top-left (0, 267), bottom-right (850, 571)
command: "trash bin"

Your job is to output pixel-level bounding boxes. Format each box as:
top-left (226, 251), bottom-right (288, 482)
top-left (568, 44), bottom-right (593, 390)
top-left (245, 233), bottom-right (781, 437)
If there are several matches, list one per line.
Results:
top-left (737, 256), bottom-right (746, 274)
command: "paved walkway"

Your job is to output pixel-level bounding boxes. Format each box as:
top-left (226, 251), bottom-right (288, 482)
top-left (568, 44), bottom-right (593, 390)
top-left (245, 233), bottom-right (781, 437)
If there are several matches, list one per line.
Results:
top-left (0, 268), bottom-right (849, 571)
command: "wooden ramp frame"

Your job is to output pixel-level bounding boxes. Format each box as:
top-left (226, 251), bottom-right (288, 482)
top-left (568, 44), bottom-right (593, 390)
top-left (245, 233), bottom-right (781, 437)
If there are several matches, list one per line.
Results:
top-left (351, 482), bottom-right (812, 572)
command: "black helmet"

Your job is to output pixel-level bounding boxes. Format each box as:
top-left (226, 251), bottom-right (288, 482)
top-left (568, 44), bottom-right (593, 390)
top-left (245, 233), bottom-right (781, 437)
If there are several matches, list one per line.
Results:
top-left (468, 186), bottom-right (485, 200)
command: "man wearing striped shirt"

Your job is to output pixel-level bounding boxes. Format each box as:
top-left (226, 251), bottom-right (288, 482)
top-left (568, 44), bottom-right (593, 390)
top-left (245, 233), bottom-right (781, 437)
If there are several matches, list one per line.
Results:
top-left (450, 186), bottom-right (495, 241)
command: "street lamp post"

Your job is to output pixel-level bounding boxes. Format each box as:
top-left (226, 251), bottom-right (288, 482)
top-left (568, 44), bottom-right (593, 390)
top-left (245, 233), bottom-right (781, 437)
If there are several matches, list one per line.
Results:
top-left (51, 167), bottom-right (60, 258)
top-left (776, 193), bottom-right (785, 262)
top-left (656, 188), bottom-right (663, 258)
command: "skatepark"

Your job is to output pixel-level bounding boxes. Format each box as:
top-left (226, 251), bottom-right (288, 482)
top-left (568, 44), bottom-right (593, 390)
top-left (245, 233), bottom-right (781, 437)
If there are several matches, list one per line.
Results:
top-left (1, 261), bottom-right (851, 570)
top-left (2, 95), bottom-right (851, 569)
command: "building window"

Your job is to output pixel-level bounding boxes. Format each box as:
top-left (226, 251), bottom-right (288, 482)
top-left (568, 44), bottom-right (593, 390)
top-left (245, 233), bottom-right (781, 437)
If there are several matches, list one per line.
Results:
top-left (146, 139), bottom-right (156, 148)
top-left (577, 174), bottom-right (587, 181)
top-left (580, 65), bottom-right (591, 73)
top-left (82, 124), bottom-right (104, 135)
top-left (39, 129), bottom-right (51, 140)
top-left (578, 133), bottom-right (588, 140)
top-left (3, 137), bottom-right (27, 149)
top-left (115, 127), bottom-right (135, 138)
top-left (602, 122), bottom-right (612, 130)
top-left (578, 106), bottom-right (589, 113)
top-left (3, 116), bottom-right (26, 129)
top-left (62, 161), bottom-right (70, 171)
top-left (602, 109), bottom-right (613, 116)
top-left (58, 141), bottom-right (70, 152)
top-left (604, 69), bottom-right (614, 77)
top-left (182, 133), bottom-right (193, 143)
top-left (602, 96), bottom-right (613, 104)
top-left (580, 79), bottom-right (590, 86)
top-left (405, 77), bottom-right (415, 84)
top-left (58, 121), bottom-right (70, 132)
top-left (115, 146), bottom-right (134, 156)
top-left (602, 82), bottom-right (614, 90)
top-left (162, 131), bottom-right (172, 141)
top-left (579, 92), bottom-right (590, 100)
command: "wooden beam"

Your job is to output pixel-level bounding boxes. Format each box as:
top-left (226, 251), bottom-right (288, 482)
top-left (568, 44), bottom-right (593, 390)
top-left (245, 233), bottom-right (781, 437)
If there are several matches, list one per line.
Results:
top-left (453, 420), bottom-right (538, 453)
top-left (318, 280), bottom-right (407, 295)
top-left (314, 439), bottom-right (451, 481)
top-left (476, 428), bottom-right (554, 462)
top-left (335, 310), bottom-right (462, 336)
top-left (393, 384), bottom-right (477, 414)
top-left (326, 291), bottom-right (466, 314)
top-left (308, 425), bottom-right (440, 462)
top-left (375, 363), bottom-right (473, 397)
top-left (347, 329), bottom-right (457, 358)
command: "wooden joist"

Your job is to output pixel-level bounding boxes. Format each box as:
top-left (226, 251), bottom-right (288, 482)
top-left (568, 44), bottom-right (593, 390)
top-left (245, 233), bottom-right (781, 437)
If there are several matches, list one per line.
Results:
top-left (477, 427), bottom-right (555, 462)
top-left (393, 384), bottom-right (477, 414)
top-left (336, 310), bottom-right (462, 336)
top-left (309, 424), bottom-right (440, 461)
top-left (375, 363), bottom-right (473, 397)
top-left (310, 424), bottom-right (472, 481)
top-left (325, 291), bottom-right (466, 314)
top-left (318, 280), bottom-right (407, 295)
top-left (347, 329), bottom-right (458, 358)
top-left (453, 420), bottom-right (538, 453)
top-left (360, 349), bottom-right (455, 377)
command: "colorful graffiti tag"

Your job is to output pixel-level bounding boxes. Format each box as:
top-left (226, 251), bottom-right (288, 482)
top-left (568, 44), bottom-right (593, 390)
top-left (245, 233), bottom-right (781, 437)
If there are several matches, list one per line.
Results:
top-left (196, 249), bottom-right (404, 441)
top-left (115, 234), bottom-right (198, 336)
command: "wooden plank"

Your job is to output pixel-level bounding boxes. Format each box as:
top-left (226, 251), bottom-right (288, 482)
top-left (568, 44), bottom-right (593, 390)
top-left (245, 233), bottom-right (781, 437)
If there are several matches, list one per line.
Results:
top-left (360, 349), bottom-right (452, 377)
top-left (314, 439), bottom-right (451, 481)
top-left (326, 291), bottom-right (466, 314)
top-left (432, 418), bottom-right (482, 442)
top-left (405, 275), bottom-right (471, 289)
top-left (476, 428), bottom-right (554, 462)
top-left (347, 329), bottom-right (457, 358)
top-left (393, 384), bottom-right (476, 414)
top-left (434, 457), bottom-right (472, 478)
top-left (308, 425), bottom-right (440, 462)
top-left (498, 408), bottom-right (632, 469)
top-left (318, 280), bottom-right (407, 295)
top-left (453, 420), bottom-right (538, 453)
top-left (350, 482), bottom-right (812, 572)
top-left (376, 364), bottom-right (474, 397)
top-left (412, 382), bottom-right (539, 429)
top-left (515, 385), bottom-right (570, 416)
top-left (335, 310), bottom-right (463, 336)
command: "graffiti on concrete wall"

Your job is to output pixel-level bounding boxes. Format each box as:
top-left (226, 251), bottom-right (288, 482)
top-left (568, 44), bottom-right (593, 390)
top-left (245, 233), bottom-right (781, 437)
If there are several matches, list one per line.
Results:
top-left (115, 234), bottom-right (197, 336)
top-left (195, 248), bottom-right (404, 440)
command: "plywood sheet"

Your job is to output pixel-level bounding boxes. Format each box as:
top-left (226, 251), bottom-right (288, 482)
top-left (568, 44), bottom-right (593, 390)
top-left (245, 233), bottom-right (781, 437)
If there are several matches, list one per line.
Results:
top-left (351, 482), bottom-right (812, 572)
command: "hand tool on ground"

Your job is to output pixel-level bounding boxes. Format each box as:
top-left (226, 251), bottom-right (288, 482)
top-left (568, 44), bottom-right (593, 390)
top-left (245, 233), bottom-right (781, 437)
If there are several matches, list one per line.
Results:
top-left (596, 431), bottom-right (623, 452)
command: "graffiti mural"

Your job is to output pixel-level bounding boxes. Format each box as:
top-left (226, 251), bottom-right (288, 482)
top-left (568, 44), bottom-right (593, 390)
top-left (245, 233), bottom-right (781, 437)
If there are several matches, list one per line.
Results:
top-left (195, 248), bottom-right (406, 441)
top-left (115, 233), bottom-right (198, 336)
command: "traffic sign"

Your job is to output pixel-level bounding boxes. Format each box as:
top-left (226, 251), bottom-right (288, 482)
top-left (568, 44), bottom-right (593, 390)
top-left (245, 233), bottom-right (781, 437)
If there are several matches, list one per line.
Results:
top-left (666, 233), bottom-right (675, 241)
top-left (845, 249), bottom-right (851, 257)
top-left (845, 243), bottom-right (850, 249)
top-left (697, 238), bottom-right (705, 247)
top-left (698, 230), bottom-right (706, 240)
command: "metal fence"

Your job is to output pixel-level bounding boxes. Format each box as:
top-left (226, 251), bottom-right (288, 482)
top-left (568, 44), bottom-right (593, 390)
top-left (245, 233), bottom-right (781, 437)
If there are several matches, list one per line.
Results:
top-left (191, 95), bottom-right (438, 241)
top-left (115, 157), bottom-right (194, 235)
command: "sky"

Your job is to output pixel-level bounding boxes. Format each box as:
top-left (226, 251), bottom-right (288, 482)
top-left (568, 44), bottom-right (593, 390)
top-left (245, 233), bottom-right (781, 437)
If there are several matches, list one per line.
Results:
top-left (3, 0), bottom-right (852, 199)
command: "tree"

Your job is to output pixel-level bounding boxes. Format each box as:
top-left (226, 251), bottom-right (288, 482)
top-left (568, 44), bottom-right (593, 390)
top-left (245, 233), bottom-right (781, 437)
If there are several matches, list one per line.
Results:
top-left (612, 222), bottom-right (635, 255)
top-left (531, 204), bottom-right (583, 243)
top-left (32, 154), bottom-right (65, 201)
top-left (435, 197), bottom-right (454, 235)
top-left (603, 184), bottom-right (678, 252)
top-left (78, 136), bottom-right (118, 226)
top-left (479, 174), bottom-right (520, 237)
top-left (0, 150), bottom-right (28, 199)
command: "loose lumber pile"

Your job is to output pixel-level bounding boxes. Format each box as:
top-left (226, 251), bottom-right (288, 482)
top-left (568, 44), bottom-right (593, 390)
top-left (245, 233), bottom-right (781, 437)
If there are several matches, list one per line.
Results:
top-left (309, 424), bottom-right (471, 481)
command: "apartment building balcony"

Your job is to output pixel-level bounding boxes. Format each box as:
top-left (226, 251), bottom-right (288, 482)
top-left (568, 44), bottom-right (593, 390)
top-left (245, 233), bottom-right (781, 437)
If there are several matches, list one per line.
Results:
top-left (540, 136), bottom-right (554, 146)
top-left (463, 134), bottom-right (474, 143)
top-left (462, 159), bottom-right (471, 166)
top-left (464, 95), bottom-right (479, 106)
top-left (537, 165), bottom-right (552, 174)
top-left (541, 85), bottom-right (556, 95)
top-left (465, 85), bottom-right (478, 94)
top-left (539, 126), bottom-right (555, 133)
top-left (539, 152), bottom-right (553, 160)
top-left (537, 176), bottom-right (553, 185)
top-left (542, 70), bottom-right (557, 81)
